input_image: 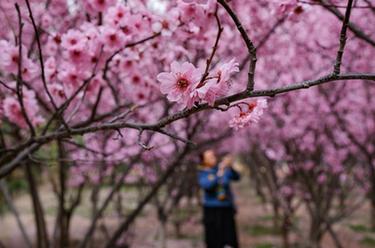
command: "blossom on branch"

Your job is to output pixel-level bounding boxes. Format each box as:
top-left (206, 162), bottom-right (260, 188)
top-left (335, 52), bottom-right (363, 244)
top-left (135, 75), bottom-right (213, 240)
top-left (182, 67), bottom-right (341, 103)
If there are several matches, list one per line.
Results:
top-left (229, 99), bottom-right (268, 130)
top-left (157, 61), bottom-right (202, 108)
top-left (197, 59), bottom-right (239, 106)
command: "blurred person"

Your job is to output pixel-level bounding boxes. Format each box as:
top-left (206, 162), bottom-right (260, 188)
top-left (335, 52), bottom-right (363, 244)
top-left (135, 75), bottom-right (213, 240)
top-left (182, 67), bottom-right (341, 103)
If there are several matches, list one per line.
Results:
top-left (198, 150), bottom-right (240, 248)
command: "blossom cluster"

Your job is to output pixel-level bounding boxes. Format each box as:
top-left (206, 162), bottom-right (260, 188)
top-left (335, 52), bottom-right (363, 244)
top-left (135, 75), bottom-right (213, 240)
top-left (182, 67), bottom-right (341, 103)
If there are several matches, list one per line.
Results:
top-left (157, 59), bottom-right (239, 108)
top-left (229, 99), bottom-right (268, 130)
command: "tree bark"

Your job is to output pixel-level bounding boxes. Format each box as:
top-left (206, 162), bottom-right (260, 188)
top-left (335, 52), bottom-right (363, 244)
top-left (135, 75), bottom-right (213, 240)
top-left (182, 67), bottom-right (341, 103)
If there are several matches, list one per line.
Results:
top-left (57, 141), bottom-right (69, 248)
top-left (368, 158), bottom-right (375, 230)
top-left (281, 214), bottom-right (290, 248)
top-left (25, 162), bottom-right (49, 248)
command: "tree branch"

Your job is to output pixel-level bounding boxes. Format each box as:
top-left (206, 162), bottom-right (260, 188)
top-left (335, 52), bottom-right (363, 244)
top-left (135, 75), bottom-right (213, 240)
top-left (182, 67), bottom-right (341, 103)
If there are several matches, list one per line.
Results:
top-left (218, 0), bottom-right (257, 91)
top-left (320, 0), bottom-right (375, 47)
top-left (0, 72), bottom-right (374, 179)
top-left (333, 0), bottom-right (353, 75)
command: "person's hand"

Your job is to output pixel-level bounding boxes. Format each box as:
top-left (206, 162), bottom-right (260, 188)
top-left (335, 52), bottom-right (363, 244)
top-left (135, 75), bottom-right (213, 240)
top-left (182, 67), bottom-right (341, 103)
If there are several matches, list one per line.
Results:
top-left (217, 155), bottom-right (234, 177)
top-left (221, 155), bottom-right (233, 169)
top-left (217, 167), bottom-right (225, 177)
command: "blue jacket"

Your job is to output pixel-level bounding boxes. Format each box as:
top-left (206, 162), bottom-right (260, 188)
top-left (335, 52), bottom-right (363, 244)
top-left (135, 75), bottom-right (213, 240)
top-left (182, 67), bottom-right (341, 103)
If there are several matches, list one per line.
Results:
top-left (198, 166), bottom-right (240, 207)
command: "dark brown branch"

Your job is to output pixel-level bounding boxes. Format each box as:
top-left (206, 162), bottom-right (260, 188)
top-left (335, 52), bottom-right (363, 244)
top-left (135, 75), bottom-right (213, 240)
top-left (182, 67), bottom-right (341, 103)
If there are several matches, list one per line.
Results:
top-left (298, 0), bottom-right (372, 9)
top-left (200, 6), bottom-right (223, 83)
top-left (363, 0), bottom-right (375, 15)
top-left (0, 80), bottom-right (17, 93)
top-left (333, 0), bottom-right (353, 75)
top-left (15, 4), bottom-right (36, 136)
top-left (218, 0), bottom-right (257, 91)
top-left (24, 0), bottom-right (55, 108)
top-left (320, 0), bottom-right (375, 47)
top-left (24, 0), bottom-right (71, 131)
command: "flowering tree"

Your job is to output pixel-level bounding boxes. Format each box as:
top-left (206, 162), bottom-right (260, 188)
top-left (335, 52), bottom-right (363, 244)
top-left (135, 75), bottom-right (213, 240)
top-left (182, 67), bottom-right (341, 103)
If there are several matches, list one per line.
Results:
top-left (0, 0), bottom-right (374, 247)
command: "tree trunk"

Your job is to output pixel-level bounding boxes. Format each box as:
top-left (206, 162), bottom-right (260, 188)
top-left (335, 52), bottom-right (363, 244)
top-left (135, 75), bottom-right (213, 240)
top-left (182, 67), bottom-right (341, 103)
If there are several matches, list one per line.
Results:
top-left (272, 201), bottom-right (280, 229)
top-left (371, 199), bottom-right (375, 230)
top-left (158, 221), bottom-right (167, 248)
top-left (368, 158), bottom-right (375, 230)
top-left (57, 141), bottom-right (70, 248)
top-left (174, 222), bottom-right (182, 238)
top-left (281, 214), bottom-right (290, 248)
top-left (308, 219), bottom-right (323, 248)
top-left (25, 163), bottom-right (49, 248)
top-left (327, 225), bottom-right (343, 248)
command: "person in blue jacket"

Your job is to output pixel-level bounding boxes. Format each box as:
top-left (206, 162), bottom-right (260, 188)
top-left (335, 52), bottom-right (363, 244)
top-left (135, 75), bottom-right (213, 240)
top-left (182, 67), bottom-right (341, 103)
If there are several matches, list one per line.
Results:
top-left (198, 150), bottom-right (240, 248)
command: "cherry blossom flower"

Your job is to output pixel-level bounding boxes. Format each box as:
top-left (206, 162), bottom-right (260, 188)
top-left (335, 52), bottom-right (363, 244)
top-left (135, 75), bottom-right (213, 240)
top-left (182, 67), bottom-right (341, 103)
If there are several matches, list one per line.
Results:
top-left (197, 59), bottom-right (239, 106)
top-left (229, 99), bottom-right (268, 130)
top-left (45, 57), bottom-right (58, 81)
top-left (49, 83), bottom-right (66, 106)
top-left (100, 26), bottom-right (126, 52)
top-left (151, 10), bottom-right (179, 36)
top-left (3, 89), bottom-right (43, 128)
top-left (317, 174), bottom-right (327, 184)
top-left (3, 97), bottom-right (25, 128)
top-left (83, 0), bottom-right (117, 14)
top-left (0, 43), bottom-right (26, 75)
top-left (106, 4), bottom-right (129, 27)
top-left (157, 61), bottom-right (202, 108)
top-left (61, 29), bottom-right (86, 50)
top-left (178, 0), bottom-right (214, 26)
top-left (280, 185), bottom-right (294, 198)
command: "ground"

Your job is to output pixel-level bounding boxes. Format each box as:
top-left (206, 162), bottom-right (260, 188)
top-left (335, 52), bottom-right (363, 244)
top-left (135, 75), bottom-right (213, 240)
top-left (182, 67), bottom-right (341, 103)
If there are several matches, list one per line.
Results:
top-left (1, 178), bottom-right (375, 248)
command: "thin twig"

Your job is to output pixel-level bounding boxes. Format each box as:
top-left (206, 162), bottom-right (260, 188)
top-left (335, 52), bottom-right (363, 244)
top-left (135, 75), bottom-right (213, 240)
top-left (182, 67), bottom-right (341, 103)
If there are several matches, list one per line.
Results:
top-left (24, 0), bottom-right (70, 131)
top-left (199, 6), bottom-right (223, 84)
top-left (320, 0), bottom-right (375, 47)
top-left (0, 80), bottom-right (17, 93)
top-left (15, 4), bottom-right (36, 136)
top-left (298, 0), bottom-right (371, 9)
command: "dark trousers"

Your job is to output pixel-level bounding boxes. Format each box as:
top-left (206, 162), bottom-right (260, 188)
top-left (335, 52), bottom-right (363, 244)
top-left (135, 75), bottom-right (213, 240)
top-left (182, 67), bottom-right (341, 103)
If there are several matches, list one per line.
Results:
top-left (203, 206), bottom-right (239, 248)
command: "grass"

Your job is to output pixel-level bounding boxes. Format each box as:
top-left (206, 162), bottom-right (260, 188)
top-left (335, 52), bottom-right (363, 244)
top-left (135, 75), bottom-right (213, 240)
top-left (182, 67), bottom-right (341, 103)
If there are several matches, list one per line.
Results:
top-left (257, 214), bottom-right (276, 222)
top-left (361, 236), bottom-right (375, 247)
top-left (350, 224), bottom-right (370, 233)
top-left (246, 224), bottom-right (281, 236)
top-left (254, 243), bottom-right (276, 248)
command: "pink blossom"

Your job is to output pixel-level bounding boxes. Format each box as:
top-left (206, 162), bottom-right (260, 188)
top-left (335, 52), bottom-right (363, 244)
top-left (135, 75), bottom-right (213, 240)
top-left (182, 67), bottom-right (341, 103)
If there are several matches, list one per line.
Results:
top-left (197, 59), bottom-right (239, 106)
top-left (49, 83), bottom-right (66, 106)
top-left (0, 43), bottom-right (27, 75)
top-left (83, 0), bottom-right (117, 13)
top-left (106, 4), bottom-right (129, 27)
top-left (276, 0), bottom-right (298, 16)
top-left (61, 29), bottom-right (86, 50)
top-left (152, 10), bottom-right (179, 36)
top-left (178, 0), bottom-right (211, 26)
top-left (280, 185), bottom-right (294, 198)
top-left (100, 26), bottom-right (126, 52)
top-left (21, 59), bottom-right (39, 81)
top-left (157, 61), bottom-right (202, 107)
top-left (66, 47), bottom-right (88, 64)
top-left (3, 97), bottom-right (25, 128)
top-left (45, 57), bottom-right (58, 81)
top-left (3, 90), bottom-right (43, 128)
top-left (317, 174), bottom-right (327, 184)
top-left (229, 99), bottom-right (268, 130)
